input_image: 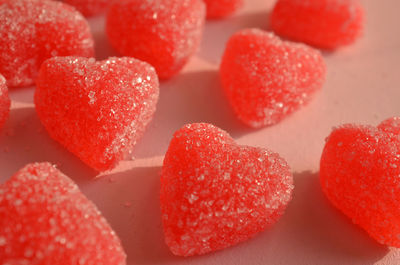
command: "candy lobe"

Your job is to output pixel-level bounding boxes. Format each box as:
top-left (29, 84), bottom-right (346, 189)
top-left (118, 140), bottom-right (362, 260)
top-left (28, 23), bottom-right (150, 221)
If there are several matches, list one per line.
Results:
top-left (220, 29), bottom-right (326, 128)
top-left (320, 120), bottom-right (400, 247)
top-left (161, 123), bottom-right (294, 256)
top-left (270, 0), bottom-right (364, 49)
top-left (0, 0), bottom-right (94, 88)
top-left (35, 56), bottom-right (159, 172)
top-left (106, 0), bottom-right (206, 79)
top-left (0, 163), bottom-right (127, 264)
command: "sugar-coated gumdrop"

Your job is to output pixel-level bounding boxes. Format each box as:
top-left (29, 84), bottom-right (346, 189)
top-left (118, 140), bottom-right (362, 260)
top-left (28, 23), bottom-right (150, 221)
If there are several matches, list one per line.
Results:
top-left (203, 0), bottom-right (243, 19)
top-left (0, 0), bottom-right (94, 88)
top-left (106, 0), bottom-right (206, 80)
top-left (320, 118), bottom-right (400, 247)
top-left (270, 0), bottom-right (364, 49)
top-left (0, 74), bottom-right (10, 129)
top-left (0, 163), bottom-right (126, 264)
top-left (35, 56), bottom-right (159, 172)
top-left (161, 123), bottom-right (294, 256)
top-left (220, 29), bottom-right (326, 128)
top-left (64, 0), bottom-right (110, 17)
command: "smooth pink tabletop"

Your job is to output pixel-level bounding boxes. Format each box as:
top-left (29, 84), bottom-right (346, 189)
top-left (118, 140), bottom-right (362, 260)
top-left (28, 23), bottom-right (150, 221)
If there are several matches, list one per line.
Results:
top-left (1, 0), bottom-right (400, 264)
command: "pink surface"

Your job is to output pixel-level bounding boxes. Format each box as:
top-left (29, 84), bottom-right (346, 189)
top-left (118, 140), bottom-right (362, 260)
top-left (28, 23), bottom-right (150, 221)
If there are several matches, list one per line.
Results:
top-left (0, 0), bottom-right (399, 264)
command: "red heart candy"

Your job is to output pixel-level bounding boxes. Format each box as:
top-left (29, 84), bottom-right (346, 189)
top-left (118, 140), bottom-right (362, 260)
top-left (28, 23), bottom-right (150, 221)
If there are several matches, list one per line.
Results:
top-left (64, 0), bottom-right (110, 17)
top-left (0, 0), bottom-right (94, 88)
top-left (161, 123), bottom-right (294, 256)
top-left (220, 29), bottom-right (326, 128)
top-left (320, 117), bottom-right (400, 247)
top-left (0, 74), bottom-right (10, 129)
top-left (106, 0), bottom-right (206, 79)
top-left (270, 0), bottom-right (364, 49)
top-left (35, 56), bottom-right (159, 172)
top-left (0, 163), bottom-right (126, 264)
top-left (203, 0), bottom-right (243, 19)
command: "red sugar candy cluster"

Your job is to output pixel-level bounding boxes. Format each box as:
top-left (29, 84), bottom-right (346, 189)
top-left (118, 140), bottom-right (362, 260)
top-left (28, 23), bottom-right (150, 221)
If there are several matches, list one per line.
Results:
top-left (220, 29), bottom-right (326, 128)
top-left (0, 74), bottom-right (10, 129)
top-left (270, 0), bottom-right (364, 49)
top-left (0, 0), bottom-right (94, 88)
top-left (106, 0), bottom-right (206, 79)
top-left (161, 123), bottom-right (294, 256)
top-left (320, 117), bottom-right (400, 247)
top-left (0, 0), bottom-right (388, 261)
top-left (35, 57), bottom-right (159, 172)
top-left (0, 163), bottom-right (126, 264)
top-left (203, 0), bottom-right (244, 19)
top-left (64, 0), bottom-right (110, 17)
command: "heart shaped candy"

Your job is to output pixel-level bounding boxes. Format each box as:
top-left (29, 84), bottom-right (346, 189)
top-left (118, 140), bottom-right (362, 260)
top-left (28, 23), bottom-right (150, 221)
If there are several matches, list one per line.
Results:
top-left (161, 123), bottom-right (294, 256)
top-left (320, 117), bottom-right (400, 247)
top-left (0, 163), bottom-right (126, 264)
top-left (106, 0), bottom-right (205, 79)
top-left (35, 56), bottom-right (159, 172)
top-left (0, 0), bottom-right (94, 88)
top-left (270, 0), bottom-right (364, 49)
top-left (220, 29), bottom-right (326, 128)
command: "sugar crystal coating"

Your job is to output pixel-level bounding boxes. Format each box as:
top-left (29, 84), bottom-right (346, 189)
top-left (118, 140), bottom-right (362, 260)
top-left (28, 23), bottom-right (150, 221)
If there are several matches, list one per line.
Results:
top-left (0, 0), bottom-right (94, 88)
top-left (378, 117), bottom-right (400, 136)
top-left (35, 56), bottom-right (159, 172)
top-left (0, 163), bottom-right (126, 264)
top-left (106, 0), bottom-right (206, 80)
top-left (220, 29), bottom-right (326, 128)
top-left (64, 0), bottom-right (110, 17)
top-left (161, 123), bottom-right (294, 256)
top-left (320, 118), bottom-right (400, 247)
top-left (0, 74), bottom-right (10, 129)
top-left (203, 0), bottom-right (243, 19)
top-left (270, 0), bottom-right (364, 49)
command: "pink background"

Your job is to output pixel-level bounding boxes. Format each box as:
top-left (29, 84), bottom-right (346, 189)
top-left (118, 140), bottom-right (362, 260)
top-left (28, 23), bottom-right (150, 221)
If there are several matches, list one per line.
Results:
top-left (1, 0), bottom-right (400, 264)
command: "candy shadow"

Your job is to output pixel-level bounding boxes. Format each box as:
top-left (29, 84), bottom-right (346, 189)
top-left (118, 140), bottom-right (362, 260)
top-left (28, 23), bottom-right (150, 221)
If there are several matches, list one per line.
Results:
top-left (90, 166), bottom-right (180, 265)
top-left (0, 107), bottom-right (97, 184)
top-left (8, 86), bottom-right (35, 104)
top-left (132, 70), bottom-right (252, 160)
top-left (198, 10), bottom-right (270, 64)
top-left (268, 171), bottom-right (389, 264)
top-left (88, 16), bottom-right (118, 60)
